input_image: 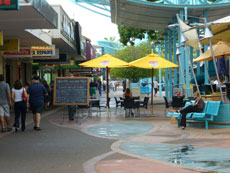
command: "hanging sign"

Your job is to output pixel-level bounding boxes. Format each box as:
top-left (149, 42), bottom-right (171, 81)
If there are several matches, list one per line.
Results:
top-left (0, 39), bottom-right (19, 51)
top-left (32, 45), bottom-right (55, 57)
top-left (0, 0), bottom-right (19, 10)
top-left (3, 47), bottom-right (31, 57)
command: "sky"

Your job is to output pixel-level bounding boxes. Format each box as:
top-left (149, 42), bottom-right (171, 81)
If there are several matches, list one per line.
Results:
top-left (46, 0), bottom-right (120, 44)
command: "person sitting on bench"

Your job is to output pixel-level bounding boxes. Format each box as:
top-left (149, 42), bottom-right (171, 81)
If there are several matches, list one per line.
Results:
top-left (177, 92), bottom-right (204, 130)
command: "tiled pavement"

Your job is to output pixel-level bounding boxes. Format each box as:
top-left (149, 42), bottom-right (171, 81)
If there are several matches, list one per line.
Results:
top-left (1, 87), bottom-right (230, 173)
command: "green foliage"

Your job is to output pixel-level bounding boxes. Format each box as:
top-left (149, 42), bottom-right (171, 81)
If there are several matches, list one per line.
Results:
top-left (104, 36), bottom-right (116, 42)
top-left (118, 26), bottom-right (162, 46)
top-left (110, 42), bottom-right (162, 82)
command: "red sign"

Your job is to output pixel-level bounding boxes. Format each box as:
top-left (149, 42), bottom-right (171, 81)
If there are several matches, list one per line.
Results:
top-left (0, 0), bottom-right (18, 10)
top-left (3, 48), bottom-right (32, 58)
top-left (0, 0), bottom-right (11, 5)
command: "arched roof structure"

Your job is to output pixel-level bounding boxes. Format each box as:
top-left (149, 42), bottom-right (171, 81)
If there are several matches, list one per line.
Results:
top-left (71, 0), bottom-right (111, 17)
top-left (110, 0), bottom-right (230, 30)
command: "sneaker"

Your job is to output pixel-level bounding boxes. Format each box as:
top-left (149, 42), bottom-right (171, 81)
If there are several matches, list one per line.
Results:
top-left (35, 127), bottom-right (42, 131)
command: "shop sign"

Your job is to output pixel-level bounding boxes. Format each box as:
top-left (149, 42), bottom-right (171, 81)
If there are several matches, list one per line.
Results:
top-left (33, 48), bottom-right (59, 60)
top-left (0, 31), bottom-right (3, 46)
top-left (0, 0), bottom-right (19, 10)
top-left (61, 15), bottom-right (75, 42)
top-left (3, 47), bottom-right (31, 57)
top-left (32, 45), bottom-right (55, 57)
top-left (0, 39), bottom-right (19, 51)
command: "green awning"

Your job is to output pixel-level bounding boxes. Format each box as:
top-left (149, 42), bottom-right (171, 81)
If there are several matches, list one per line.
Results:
top-left (54, 65), bottom-right (80, 70)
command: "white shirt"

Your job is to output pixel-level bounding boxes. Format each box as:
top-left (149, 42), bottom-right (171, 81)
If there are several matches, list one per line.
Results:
top-left (12, 88), bottom-right (24, 102)
top-left (153, 81), bottom-right (158, 88)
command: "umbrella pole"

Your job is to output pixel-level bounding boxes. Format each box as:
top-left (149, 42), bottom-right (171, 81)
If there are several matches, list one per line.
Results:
top-left (151, 68), bottom-right (154, 116)
top-left (208, 39), bottom-right (224, 102)
top-left (106, 67), bottom-right (110, 117)
top-left (151, 68), bottom-right (154, 105)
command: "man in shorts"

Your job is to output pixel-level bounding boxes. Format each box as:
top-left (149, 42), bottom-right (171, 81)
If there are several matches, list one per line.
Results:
top-left (0, 74), bottom-right (12, 132)
top-left (27, 76), bottom-right (48, 131)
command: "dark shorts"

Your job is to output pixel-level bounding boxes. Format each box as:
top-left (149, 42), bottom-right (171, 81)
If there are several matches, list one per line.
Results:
top-left (30, 103), bottom-right (43, 114)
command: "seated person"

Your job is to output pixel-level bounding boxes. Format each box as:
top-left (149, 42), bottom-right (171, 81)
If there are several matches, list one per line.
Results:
top-left (177, 92), bottom-right (205, 130)
top-left (123, 88), bottom-right (133, 99)
top-left (123, 88), bottom-right (134, 116)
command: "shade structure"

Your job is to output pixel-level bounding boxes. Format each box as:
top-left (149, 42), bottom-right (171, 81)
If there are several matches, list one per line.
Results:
top-left (79, 54), bottom-right (129, 116)
top-left (194, 41), bottom-right (230, 62)
top-left (129, 54), bottom-right (178, 104)
top-left (201, 16), bottom-right (230, 45)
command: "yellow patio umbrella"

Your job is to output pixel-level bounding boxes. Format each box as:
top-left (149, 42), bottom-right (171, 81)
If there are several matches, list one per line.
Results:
top-left (79, 54), bottom-right (129, 116)
top-left (129, 54), bottom-right (178, 104)
top-left (194, 41), bottom-right (230, 62)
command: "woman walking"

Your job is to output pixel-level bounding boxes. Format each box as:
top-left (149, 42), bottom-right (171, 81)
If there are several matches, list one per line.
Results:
top-left (12, 80), bottom-right (27, 132)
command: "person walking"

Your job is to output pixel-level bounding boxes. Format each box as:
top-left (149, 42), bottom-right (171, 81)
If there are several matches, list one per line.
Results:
top-left (27, 76), bottom-right (48, 131)
top-left (98, 79), bottom-right (102, 96)
top-left (153, 80), bottom-right (158, 96)
top-left (0, 74), bottom-right (12, 132)
top-left (42, 80), bottom-right (51, 110)
top-left (12, 80), bottom-right (27, 132)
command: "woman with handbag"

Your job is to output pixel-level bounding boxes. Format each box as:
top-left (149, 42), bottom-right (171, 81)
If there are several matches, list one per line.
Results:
top-left (12, 80), bottom-right (27, 132)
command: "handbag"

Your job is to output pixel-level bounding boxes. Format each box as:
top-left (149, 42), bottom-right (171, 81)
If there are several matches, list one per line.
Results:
top-left (22, 88), bottom-right (27, 102)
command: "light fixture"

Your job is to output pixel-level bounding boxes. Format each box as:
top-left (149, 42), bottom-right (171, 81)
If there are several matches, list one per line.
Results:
top-left (204, 27), bottom-right (213, 39)
top-left (176, 48), bottom-right (181, 56)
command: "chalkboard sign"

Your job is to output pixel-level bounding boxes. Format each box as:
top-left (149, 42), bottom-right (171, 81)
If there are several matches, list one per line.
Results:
top-left (53, 77), bottom-right (90, 105)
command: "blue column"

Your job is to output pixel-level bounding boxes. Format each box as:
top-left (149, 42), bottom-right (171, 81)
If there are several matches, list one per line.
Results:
top-left (173, 27), bottom-right (177, 88)
top-left (165, 29), bottom-right (169, 98)
top-left (158, 46), bottom-right (162, 97)
top-left (168, 30), bottom-right (173, 98)
top-left (204, 10), bottom-right (209, 85)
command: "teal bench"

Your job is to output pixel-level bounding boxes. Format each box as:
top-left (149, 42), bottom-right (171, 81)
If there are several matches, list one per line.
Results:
top-left (167, 101), bottom-right (221, 130)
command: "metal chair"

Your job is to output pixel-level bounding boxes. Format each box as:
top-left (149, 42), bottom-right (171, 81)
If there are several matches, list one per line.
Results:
top-left (163, 96), bottom-right (172, 115)
top-left (114, 97), bottom-right (121, 107)
top-left (124, 97), bottom-right (134, 117)
top-left (139, 97), bottom-right (149, 116)
top-left (172, 96), bottom-right (185, 110)
top-left (139, 97), bottom-right (149, 109)
top-left (90, 99), bottom-right (101, 117)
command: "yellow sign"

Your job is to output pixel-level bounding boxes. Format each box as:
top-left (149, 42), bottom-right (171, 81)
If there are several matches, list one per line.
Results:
top-left (0, 39), bottom-right (19, 51)
top-left (0, 31), bottom-right (3, 46)
top-left (32, 45), bottom-right (55, 57)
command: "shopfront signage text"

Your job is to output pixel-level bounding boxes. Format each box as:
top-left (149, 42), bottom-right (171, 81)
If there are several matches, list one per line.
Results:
top-left (0, 0), bottom-right (19, 10)
top-left (3, 47), bottom-right (31, 58)
top-left (32, 45), bottom-right (55, 57)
